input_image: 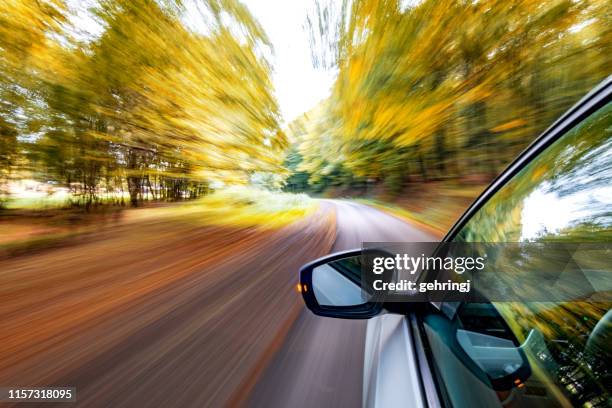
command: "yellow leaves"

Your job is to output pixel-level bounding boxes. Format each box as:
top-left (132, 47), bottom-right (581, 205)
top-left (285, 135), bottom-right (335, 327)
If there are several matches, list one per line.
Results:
top-left (293, 0), bottom-right (611, 192)
top-left (0, 0), bottom-right (287, 194)
top-left (348, 55), bottom-right (365, 84)
top-left (530, 163), bottom-right (549, 183)
top-left (460, 82), bottom-right (493, 105)
top-left (394, 100), bottom-right (452, 147)
top-left (491, 119), bottom-right (527, 133)
top-left (75, 0), bottom-right (283, 181)
top-left (0, 0), bottom-right (66, 79)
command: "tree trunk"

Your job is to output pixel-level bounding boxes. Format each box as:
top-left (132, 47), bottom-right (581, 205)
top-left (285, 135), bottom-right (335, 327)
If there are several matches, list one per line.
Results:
top-left (127, 176), bottom-right (140, 207)
top-left (126, 150), bottom-right (141, 207)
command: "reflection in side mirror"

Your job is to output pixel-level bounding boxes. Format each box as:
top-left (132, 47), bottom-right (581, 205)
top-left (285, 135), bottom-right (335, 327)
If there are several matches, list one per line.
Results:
top-left (312, 258), bottom-right (367, 306)
top-left (299, 249), bottom-right (388, 319)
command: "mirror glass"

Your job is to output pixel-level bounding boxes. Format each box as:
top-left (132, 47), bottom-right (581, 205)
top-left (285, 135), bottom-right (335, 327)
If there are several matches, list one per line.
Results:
top-left (312, 256), bottom-right (368, 306)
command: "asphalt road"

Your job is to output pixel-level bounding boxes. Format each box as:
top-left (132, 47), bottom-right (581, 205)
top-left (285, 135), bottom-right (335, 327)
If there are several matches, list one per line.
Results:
top-left (247, 200), bottom-right (436, 408)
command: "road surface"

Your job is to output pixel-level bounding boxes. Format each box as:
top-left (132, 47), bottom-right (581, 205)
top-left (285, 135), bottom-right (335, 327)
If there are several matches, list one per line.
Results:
top-left (0, 199), bottom-right (436, 407)
top-left (247, 200), bottom-right (436, 407)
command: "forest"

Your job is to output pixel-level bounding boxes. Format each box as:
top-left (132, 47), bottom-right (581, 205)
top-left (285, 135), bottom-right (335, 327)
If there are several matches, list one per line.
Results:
top-left (0, 0), bottom-right (285, 209)
top-left (0, 0), bottom-right (610, 227)
top-left (286, 0), bottom-right (610, 201)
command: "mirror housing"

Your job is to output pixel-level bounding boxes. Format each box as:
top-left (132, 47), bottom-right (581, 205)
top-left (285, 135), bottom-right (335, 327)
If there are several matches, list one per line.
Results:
top-left (299, 249), bottom-right (389, 319)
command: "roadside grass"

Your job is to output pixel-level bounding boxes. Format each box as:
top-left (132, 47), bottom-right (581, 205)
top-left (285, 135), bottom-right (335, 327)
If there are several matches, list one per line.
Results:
top-left (198, 187), bottom-right (316, 227)
top-left (1, 187), bottom-right (318, 257)
top-left (2, 193), bottom-right (138, 213)
top-left (4, 194), bottom-right (72, 210)
top-left (127, 187), bottom-right (317, 228)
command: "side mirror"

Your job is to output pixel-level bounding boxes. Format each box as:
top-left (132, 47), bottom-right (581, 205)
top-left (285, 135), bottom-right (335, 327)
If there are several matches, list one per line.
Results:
top-left (299, 249), bottom-right (389, 319)
top-left (444, 303), bottom-right (532, 390)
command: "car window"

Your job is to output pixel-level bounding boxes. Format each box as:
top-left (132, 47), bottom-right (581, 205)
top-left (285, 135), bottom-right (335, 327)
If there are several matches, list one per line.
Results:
top-left (422, 101), bottom-right (611, 407)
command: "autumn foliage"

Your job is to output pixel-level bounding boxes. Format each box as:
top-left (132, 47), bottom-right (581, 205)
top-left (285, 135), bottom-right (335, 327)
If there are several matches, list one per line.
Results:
top-left (287, 0), bottom-right (610, 195)
top-left (0, 0), bottom-right (285, 207)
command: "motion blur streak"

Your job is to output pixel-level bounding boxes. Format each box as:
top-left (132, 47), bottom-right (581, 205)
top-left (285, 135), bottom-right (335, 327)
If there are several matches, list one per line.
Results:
top-left (0, 205), bottom-right (335, 406)
top-left (290, 0), bottom-right (610, 200)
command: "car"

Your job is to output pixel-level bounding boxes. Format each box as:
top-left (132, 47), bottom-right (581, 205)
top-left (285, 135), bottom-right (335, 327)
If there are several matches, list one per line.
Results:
top-left (298, 76), bottom-right (611, 408)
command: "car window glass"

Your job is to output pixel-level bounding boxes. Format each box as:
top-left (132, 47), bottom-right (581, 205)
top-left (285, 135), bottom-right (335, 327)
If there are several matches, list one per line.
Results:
top-left (455, 102), bottom-right (611, 243)
top-left (423, 102), bottom-right (611, 407)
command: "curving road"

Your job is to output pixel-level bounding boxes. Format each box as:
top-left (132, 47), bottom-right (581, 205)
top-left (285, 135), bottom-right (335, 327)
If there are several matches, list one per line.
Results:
top-left (247, 200), bottom-right (436, 407)
top-left (0, 199), bottom-right (436, 408)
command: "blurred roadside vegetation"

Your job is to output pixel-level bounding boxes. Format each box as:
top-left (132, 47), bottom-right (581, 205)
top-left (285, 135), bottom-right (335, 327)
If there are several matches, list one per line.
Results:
top-left (1, 0), bottom-right (611, 237)
top-left (0, 0), bottom-right (286, 210)
top-left (0, 186), bottom-right (315, 256)
top-left (135, 187), bottom-right (315, 228)
top-left (286, 0), bottom-right (611, 229)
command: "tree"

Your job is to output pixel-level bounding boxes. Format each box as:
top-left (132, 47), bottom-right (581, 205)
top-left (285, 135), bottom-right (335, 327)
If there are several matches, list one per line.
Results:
top-left (0, 0), bottom-right (287, 208)
top-left (294, 0), bottom-right (611, 196)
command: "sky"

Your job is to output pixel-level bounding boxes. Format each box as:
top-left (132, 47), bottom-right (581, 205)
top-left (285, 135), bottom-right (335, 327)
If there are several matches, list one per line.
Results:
top-left (241, 0), bottom-right (336, 124)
